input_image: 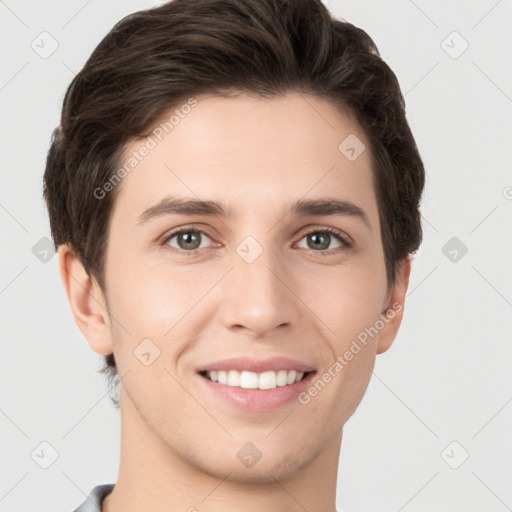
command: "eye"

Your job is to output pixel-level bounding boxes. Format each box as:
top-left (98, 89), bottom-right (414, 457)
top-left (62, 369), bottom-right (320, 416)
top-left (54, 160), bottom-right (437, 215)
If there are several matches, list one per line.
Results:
top-left (163, 228), bottom-right (214, 255)
top-left (296, 227), bottom-right (351, 255)
top-left (161, 226), bottom-right (351, 257)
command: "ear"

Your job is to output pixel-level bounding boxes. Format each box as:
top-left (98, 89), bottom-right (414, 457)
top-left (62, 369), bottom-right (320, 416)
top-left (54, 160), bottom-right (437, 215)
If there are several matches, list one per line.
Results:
top-left (57, 244), bottom-right (113, 356)
top-left (376, 256), bottom-right (411, 355)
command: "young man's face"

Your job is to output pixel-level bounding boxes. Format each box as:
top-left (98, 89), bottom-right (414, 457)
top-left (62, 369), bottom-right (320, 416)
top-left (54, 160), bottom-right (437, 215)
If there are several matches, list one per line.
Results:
top-left (63, 92), bottom-right (409, 484)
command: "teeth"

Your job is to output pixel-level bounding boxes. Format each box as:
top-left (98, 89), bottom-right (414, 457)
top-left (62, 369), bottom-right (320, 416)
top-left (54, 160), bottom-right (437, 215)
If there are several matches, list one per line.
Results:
top-left (276, 370), bottom-right (288, 386)
top-left (205, 369), bottom-right (307, 389)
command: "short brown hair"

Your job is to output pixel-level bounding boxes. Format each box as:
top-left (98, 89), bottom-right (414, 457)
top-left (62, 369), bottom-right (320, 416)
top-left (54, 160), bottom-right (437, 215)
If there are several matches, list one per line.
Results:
top-left (43, 0), bottom-right (425, 398)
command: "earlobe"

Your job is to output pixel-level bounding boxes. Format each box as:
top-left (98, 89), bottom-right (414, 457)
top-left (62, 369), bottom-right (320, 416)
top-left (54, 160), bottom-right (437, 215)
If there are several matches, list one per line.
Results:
top-left (57, 244), bottom-right (113, 356)
top-left (376, 256), bottom-right (411, 355)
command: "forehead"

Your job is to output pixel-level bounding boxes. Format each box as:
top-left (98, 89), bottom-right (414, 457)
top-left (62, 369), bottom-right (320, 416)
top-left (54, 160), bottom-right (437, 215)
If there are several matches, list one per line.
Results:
top-left (111, 92), bottom-right (377, 225)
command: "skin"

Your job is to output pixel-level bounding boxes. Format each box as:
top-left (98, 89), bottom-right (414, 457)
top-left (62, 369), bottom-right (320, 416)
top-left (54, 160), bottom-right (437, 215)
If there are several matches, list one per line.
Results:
top-left (59, 92), bottom-right (410, 512)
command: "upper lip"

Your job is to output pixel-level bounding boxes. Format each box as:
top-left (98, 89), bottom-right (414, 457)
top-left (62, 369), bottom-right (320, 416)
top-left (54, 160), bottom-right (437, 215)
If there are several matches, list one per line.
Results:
top-left (197, 356), bottom-right (316, 374)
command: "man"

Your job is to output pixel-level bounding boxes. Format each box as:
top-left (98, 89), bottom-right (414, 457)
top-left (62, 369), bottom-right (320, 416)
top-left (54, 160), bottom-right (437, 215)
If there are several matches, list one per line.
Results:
top-left (43, 0), bottom-right (425, 510)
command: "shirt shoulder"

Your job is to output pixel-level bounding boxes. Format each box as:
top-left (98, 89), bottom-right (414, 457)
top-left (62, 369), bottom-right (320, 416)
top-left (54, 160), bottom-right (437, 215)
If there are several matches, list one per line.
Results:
top-left (72, 484), bottom-right (115, 512)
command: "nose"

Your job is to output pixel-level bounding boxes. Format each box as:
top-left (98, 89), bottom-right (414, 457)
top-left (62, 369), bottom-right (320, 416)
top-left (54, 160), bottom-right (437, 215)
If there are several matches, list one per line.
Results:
top-left (216, 242), bottom-right (301, 337)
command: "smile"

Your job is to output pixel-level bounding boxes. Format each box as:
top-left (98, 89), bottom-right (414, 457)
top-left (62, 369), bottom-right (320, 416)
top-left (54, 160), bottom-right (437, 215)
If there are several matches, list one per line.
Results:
top-left (201, 369), bottom-right (309, 390)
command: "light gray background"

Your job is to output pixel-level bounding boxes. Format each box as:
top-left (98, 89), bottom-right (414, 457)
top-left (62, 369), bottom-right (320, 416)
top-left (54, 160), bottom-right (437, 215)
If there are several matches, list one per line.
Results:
top-left (1, 1), bottom-right (511, 511)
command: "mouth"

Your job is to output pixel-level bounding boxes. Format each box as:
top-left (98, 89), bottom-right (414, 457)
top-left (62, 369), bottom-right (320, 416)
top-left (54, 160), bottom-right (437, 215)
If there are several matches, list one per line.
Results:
top-left (195, 356), bottom-right (317, 410)
top-left (199, 369), bottom-right (313, 390)
top-left (197, 368), bottom-right (316, 411)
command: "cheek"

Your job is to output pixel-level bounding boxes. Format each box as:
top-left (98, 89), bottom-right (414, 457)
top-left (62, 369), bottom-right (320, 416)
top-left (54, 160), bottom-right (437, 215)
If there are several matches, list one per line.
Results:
top-left (314, 266), bottom-right (387, 341)
top-left (108, 254), bottom-right (187, 327)
top-left (106, 255), bottom-right (218, 375)
top-left (105, 259), bottom-right (192, 400)
top-left (305, 278), bottom-right (381, 419)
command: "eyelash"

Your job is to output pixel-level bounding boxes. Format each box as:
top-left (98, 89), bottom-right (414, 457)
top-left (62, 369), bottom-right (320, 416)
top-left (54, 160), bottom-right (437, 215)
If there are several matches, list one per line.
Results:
top-left (161, 226), bottom-right (352, 258)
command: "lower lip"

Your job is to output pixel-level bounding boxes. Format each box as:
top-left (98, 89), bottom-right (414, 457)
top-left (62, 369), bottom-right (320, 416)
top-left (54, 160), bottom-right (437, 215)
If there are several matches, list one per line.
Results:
top-left (197, 372), bottom-right (316, 411)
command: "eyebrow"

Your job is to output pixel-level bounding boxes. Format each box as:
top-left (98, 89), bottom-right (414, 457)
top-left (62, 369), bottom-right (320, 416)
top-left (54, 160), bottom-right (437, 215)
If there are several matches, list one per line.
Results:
top-left (136, 196), bottom-right (371, 230)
